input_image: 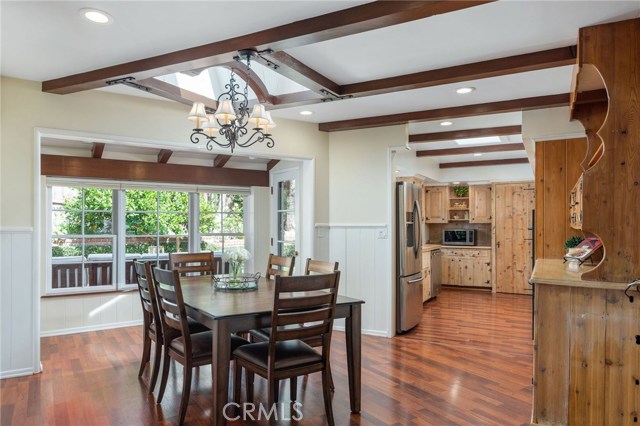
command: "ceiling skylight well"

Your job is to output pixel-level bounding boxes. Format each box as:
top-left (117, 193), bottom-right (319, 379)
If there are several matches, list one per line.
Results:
top-left (455, 136), bottom-right (501, 146)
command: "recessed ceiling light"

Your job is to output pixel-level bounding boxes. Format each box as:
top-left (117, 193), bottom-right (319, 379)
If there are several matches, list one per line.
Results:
top-left (80, 8), bottom-right (113, 24)
top-left (456, 87), bottom-right (476, 94)
top-left (456, 136), bottom-right (500, 146)
top-left (473, 153), bottom-right (483, 157)
top-left (440, 121), bottom-right (453, 127)
top-left (300, 111), bottom-right (313, 116)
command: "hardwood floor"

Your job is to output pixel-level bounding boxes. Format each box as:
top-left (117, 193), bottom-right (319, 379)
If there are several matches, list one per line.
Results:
top-left (1, 289), bottom-right (533, 425)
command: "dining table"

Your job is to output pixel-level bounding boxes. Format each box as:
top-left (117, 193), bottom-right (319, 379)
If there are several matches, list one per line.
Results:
top-left (180, 275), bottom-right (365, 426)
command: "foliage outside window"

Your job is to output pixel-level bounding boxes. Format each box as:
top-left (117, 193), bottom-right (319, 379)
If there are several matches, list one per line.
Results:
top-left (199, 193), bottom-right (245, 252)
top-left (49, 185), bottom-right (245, 293)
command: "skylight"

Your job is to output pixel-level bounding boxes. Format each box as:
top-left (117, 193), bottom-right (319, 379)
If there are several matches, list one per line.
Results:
top-left (455, 136), bottom-right (501, 146)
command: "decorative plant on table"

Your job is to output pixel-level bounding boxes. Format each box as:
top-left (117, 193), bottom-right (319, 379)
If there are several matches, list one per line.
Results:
top-left (223, 247), bottom-right (251, 282)
top-left (452, 185), bottom-right (469, 197)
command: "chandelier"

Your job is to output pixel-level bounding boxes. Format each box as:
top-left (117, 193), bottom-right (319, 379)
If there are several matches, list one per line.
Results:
top-left (187, 49), bottom-right (276, 153)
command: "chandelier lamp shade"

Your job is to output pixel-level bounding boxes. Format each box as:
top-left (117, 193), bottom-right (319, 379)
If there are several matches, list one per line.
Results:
top-left (188, 49), bottom-right (276, 153)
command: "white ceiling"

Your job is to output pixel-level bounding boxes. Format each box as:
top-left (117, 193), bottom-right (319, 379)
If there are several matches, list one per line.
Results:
top-left (3, 1), bottom-right (640, 168)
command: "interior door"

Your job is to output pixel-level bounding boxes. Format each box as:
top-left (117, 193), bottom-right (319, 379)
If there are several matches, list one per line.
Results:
top-left (270, 168), bottom-right (300, 268)
top-left (494, 182), bottom-right (535, 294)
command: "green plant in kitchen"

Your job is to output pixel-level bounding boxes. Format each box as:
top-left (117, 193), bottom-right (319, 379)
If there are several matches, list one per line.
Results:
top-left (564, 236), bottom-right (584, 249)
top-left (452, 185), bottom-right (469, 197)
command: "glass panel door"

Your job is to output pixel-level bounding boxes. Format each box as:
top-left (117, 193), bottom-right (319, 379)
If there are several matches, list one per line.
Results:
top-left (271, 168), bottom-right (300, 262)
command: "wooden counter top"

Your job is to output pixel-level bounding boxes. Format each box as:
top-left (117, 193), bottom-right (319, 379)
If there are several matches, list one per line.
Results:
top-left (422, 244), bottom-right (441, 251)
top-left (530, 259), bottom-right (629, 290)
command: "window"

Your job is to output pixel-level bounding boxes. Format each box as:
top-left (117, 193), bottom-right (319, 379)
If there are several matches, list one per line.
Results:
top-left (271, 169), bottom-right (299, 258)
top-left (199, 193), bottom-right (245, 252)
top-left (51, 187), bottom-right (115, 290)
top-left (47, 183), bottom-right (245, 294)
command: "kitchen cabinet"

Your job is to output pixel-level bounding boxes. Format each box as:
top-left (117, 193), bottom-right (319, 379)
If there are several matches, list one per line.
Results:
top-left (421, 249), bottom-right (431, 302)
top-left (469, 185), bottom-right (492, 223)
top-left (494, 182), bottom-right (534, 294)
top-left (439, 247), bottom-right (491, 288)
top-left (423, 186), bottom-right (448, 223)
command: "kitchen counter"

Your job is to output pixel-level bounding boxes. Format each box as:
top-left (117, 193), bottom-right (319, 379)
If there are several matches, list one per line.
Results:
top-left (422, 244), bottom-right (441, 251)
top-left (530, 258), bottom-right (628, 290)
top-left (441, 245), bottom-right (491, 249)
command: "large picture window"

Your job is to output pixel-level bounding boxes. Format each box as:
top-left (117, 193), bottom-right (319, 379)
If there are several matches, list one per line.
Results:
top-left (47, 183), bottom-right (245, 294)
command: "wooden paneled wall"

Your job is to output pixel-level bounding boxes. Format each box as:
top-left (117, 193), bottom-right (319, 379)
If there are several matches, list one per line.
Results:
top-left (534, 138), bottom-right (585, 260)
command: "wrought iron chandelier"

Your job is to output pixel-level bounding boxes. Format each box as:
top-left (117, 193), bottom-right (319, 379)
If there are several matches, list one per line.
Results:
top-left (187, 49), bottom-right (275, 153)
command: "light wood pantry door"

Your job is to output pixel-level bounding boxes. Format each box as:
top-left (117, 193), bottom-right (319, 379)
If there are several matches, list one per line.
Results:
top-left (494, 182), bottom-right (534, 294)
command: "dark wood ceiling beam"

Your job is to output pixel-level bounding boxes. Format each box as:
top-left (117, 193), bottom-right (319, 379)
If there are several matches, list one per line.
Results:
top-left (417, 143), bottom-right (525, 157)
top-left (269, 91), bottom-right (325, 109)
top-left (439, 157), bottom-right (529, 168)
top-left (341, 46), bottom-right (577, 96)
top-left (41, 155), bottom-right (268, 187)
top-left (267, 160), bottom-right (280, 171)
top-left (91, 143), bottom-right (105, 159)
top-left (410, 125), bottom-right (522, 143)
top-left (42, 1), bottom-right (493, 94)
top-left (226, 64), bottom-right (274, 104)
top-left (258, 51), bottom-right (340, 95)
top-left (157, 149), bottom-right (173, 163)
top-left (319, 93), bottom-right (570, 132)
top-left (213, 155), bottom-right (232, 168)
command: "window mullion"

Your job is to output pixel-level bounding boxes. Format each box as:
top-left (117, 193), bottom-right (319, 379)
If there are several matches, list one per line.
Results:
top-left (115, 190), bottom-right (126, 287)
top-left (189, 192), bottom-right (199, 253)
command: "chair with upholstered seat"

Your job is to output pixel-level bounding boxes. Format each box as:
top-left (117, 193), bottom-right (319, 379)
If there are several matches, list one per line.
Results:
top-left (133, 260), bottom-right (210, 395)
top-left (152, 267), bottom-right (249, 425)
top-left (250, 258), bottom-right (340, 390)
top-left (234, 272), bottom-right (340, 426)
top-left (169, 251), bottom-right (223, 276)
top-left (265, 253), bottom-right (295, 279)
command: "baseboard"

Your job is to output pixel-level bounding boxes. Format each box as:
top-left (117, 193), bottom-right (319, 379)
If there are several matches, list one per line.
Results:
top-left (333, 325), bottom-right (388, 338)
top-left (40, 319), bottom-right (143, 337)
top-left (0, 367), bottom-right (36, 380)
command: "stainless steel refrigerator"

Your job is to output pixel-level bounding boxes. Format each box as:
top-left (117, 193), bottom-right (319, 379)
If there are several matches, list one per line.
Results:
top-left (396, 182), bottom-right (423, 333)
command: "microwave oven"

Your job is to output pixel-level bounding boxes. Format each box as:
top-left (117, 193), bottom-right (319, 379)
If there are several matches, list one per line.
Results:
top-left (443, 229), bottom-right (476, 246)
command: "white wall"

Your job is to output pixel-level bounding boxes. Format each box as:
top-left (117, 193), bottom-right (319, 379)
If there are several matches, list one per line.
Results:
top-left (327, 125), bottom-right (407, 336)
top-left (0, 77), bottom-right (331, 377)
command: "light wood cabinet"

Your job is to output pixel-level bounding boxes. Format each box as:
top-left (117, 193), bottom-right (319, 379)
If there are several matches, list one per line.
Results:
top-left (469, 185), bottom-right (492, 223)
top-left (421, 249), bottom-right (432, 302)
top-left (439, 248), bottom-right (491, 288)
top-left (494, 182), bottom-right (534, 294)
top-left (424, 186), bottom-right (448, 223)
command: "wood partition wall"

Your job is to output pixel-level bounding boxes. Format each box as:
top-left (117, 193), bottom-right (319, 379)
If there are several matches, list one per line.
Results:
top-left (534, 138), bottom-right (585, 260)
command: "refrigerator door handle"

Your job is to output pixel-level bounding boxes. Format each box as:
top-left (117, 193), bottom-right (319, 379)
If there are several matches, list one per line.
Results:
top-left (407, 276), bottom-right (423, 284)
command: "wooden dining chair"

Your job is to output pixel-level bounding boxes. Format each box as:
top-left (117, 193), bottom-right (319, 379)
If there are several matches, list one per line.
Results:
top-left (134, 261), bottom-right (210, 393)
top-left (152, 267), bottom-right (249, 426)
top-left (250, 258), bottom-right (340, 389)
top-left (169, 251), bottom-right (222, 276)
top-left (234, 272), bottom-right (341, 426)
top-left (265, 253), bottom-right (295, 279)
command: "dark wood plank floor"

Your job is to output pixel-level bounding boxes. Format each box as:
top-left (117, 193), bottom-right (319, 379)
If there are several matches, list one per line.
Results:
top-left (1, 289), bottom-right (533, 425)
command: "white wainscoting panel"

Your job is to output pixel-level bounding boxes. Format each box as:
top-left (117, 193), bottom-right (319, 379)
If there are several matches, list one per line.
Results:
top-left (317, 224), bottom-right (391, 337)
top-left (40, 292), bottom-right (143, 336)
top-left (1, 229), bottom-right (37, 379)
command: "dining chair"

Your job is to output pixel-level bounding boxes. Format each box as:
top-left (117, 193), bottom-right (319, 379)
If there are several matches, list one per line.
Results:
top-left (152, 267), bottom-right (249, 425)
top-left (133, 260), bottom-right (210, 394)
top-left (234, 272), bottom-right (341, 426)
top-left (265, 253), bottom-right (295, 279)
top-left (169, 251), bottom-right (223, 276)
top-left (250, 258), bottom-right (340, 390)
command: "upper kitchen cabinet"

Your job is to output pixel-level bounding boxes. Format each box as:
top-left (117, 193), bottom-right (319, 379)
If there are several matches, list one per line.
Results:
top-left (424, 186), bottom-right (448, 224)
top-left (469, 185), bottom-right (492, 224)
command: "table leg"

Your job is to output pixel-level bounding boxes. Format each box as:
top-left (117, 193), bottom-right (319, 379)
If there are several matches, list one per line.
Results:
top-left (212, 320), bottom-right (230, 426)
top-left (345, 303), bottom-right (361, 413)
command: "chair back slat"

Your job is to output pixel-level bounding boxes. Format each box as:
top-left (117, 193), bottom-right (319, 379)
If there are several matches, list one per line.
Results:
top-left (169, 252), bottom-right (220, 276)
top-left (305, 258), bottom-right (339, 275)
top-left (269, 272), bottom-right (340, 358)
top-left (277, 293), bottom-right (334, 310)
top-left (266, 254), bottom-right (295, 279)
top-left (152, 267), bottom-right (191, 346)
top-left (277, 307), bottom-right (332, 326)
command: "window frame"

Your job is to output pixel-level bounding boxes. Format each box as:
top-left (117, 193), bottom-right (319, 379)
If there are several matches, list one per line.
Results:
top-left (45, 180), bottom-right (247, 296)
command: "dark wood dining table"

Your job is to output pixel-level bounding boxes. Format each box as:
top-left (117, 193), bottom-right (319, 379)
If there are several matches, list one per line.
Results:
top-left (180, 276), bottom-right (364, 426)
